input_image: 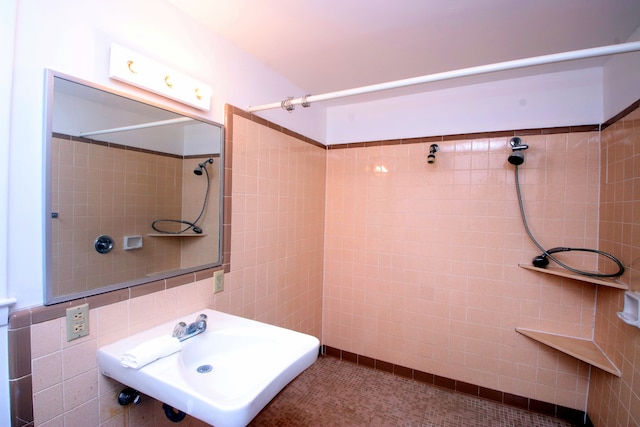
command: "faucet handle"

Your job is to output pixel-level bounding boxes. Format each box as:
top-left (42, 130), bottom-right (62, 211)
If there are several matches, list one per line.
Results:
top-left (195, 314), bottom-right (207, 329)
top-left (172, 321), bottom-right (187, 338)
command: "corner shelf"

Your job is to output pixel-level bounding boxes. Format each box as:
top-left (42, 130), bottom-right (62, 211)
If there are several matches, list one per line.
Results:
top-left (519, 264), bottom-right (627, 290)
top-left (516, 264), bottom-right (625, 377)
top-left (147, 233), bottom-right (207, 237)
top-left (516, 328), bottom-right (621, 377)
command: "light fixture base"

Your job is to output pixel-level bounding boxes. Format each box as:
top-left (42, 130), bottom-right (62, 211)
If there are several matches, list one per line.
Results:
top-left (109, 44), bottom-right (212, 111)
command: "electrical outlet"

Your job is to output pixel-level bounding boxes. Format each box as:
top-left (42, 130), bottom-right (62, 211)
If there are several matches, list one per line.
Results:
top-left (66, 303), bottom-right (89, 341)
top-left (213, 270), bottom-right (224, 294)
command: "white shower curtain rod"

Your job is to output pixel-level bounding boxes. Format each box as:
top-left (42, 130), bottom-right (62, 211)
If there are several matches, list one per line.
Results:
top-left (247, 41), bottom-right (640, 113)
top-left (78, 117), bottom-right (192, 137)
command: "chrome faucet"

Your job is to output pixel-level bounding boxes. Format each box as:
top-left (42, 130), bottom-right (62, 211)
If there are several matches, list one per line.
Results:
top-left (172, 313), bottom-right (207, 342)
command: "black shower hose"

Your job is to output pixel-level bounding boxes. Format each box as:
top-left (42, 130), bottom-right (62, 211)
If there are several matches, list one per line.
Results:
top-left (514, 164), bottom-right (624, 278)
top-left (151, 166), bottom-right (211, 234)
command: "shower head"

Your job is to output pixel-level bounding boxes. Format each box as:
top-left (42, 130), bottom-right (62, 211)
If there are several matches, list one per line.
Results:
top-left (427, 144), bottom-right (439, 164)
top-left (508, 151), bottom-right (525, 165)
top-left (532, 247), bottom-right (572, 268)
top-left (508, 137), bottom-right (528, 165)
top-left (193, 158), bottom-right (214, 175)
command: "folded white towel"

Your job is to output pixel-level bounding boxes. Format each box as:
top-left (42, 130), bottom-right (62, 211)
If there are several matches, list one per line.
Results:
top-left (120, 335), bottom-right (182, 369)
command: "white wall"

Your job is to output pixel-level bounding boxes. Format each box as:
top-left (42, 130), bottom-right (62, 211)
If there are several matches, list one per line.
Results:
top-left (7, 0), bottom-right (326, 311)
top-left (1, 1), bottom-right (18, 425)
top-left (326, 67), bottom-right (603, 144)
top-left (1, 4), bottom-right (16, 304)
top-left (603, 26), bottom-right (640, 120)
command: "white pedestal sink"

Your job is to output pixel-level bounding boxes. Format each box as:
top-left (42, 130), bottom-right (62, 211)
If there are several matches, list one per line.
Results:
top-left (97, 309), bottom-right (320, 427)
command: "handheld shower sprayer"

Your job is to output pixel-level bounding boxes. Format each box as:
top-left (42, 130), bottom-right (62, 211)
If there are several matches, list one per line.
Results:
top-left (427, 144), bottom-right (439, 164)
top-left (510, 137), bottom-right (624, 278)
top-left (194, 158), bottom-right (214, 175)
top-left (507, 137), bottom-right (529, 165)
top-left (152, 157), bottom-right (215, 234)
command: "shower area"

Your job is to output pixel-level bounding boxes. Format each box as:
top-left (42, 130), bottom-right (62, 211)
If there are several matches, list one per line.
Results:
top-left (208, 102), bottom-right (638, 422)
top-left (322, 130), bottom-right (604, 412)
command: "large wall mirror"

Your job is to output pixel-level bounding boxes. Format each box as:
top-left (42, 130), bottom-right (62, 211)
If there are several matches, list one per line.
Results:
top-left (44, 70), bottom-right (224, 305)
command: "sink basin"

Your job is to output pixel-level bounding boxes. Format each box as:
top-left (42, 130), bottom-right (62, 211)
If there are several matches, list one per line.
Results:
top-left (97, 309), bottom-right (320, 427)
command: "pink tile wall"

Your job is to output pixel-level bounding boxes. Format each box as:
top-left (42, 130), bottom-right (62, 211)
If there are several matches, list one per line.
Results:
top-left (324, 133), bottom-right (600, 410)
top-left (589, 107), bottom-right (640, 427)
top-left (225, 115), bottom-right (325, 336)
top-left (50, 137), bottom-right (184, 297)
top-left (50, 138), bottom-right (222, 300)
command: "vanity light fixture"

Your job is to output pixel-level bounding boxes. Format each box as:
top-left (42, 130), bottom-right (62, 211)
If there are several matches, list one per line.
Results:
top-left (109, 43), bottom-right (212, 111)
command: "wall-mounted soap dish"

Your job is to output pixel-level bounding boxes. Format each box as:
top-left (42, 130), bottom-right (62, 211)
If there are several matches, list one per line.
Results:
top-left (617, 291), bottom-right (640, 328)
top-left (124, 235), bottom-right (143, 250)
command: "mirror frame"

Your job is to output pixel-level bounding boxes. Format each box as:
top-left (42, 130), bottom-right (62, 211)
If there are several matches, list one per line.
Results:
top-left (43, 69), bottom-right (225, 305)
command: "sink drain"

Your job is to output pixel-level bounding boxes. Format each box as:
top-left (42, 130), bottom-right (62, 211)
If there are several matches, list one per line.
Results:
top-left (197, 364), bottom-right (213, 373)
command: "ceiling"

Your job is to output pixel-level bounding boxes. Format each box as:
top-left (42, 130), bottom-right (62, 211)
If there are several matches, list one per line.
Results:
top-left (169, 0), bottom-right (640, 106)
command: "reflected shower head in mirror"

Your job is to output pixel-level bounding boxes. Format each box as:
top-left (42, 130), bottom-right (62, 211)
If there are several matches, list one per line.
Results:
top-left (152, 157), bottom-right (214, 235)
top-left (508, 137), bottom-right (528, 165)
top-left (194, 158), bottom-right (214, 175)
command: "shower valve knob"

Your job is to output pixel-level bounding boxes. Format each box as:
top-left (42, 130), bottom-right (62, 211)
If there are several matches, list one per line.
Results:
top-left (94, 235), bottom-right (114, 254)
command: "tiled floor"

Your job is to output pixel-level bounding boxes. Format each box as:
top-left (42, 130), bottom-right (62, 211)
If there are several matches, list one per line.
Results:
top-left (250, 356), bottom-right (576, 427)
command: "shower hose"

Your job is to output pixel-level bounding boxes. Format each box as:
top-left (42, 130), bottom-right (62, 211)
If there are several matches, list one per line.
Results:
top-left (514, 164), bottom-right (624, 278)
top-left (151, 166), bottom-right (211, 234)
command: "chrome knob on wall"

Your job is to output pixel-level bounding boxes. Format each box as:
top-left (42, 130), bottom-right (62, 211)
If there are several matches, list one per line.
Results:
top-left (94, 235), bottom-right (114, 254)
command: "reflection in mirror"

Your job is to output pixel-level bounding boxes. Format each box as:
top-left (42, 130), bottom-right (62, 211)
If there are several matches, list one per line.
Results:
top-left (44, 71), bottom-right (224, 305)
